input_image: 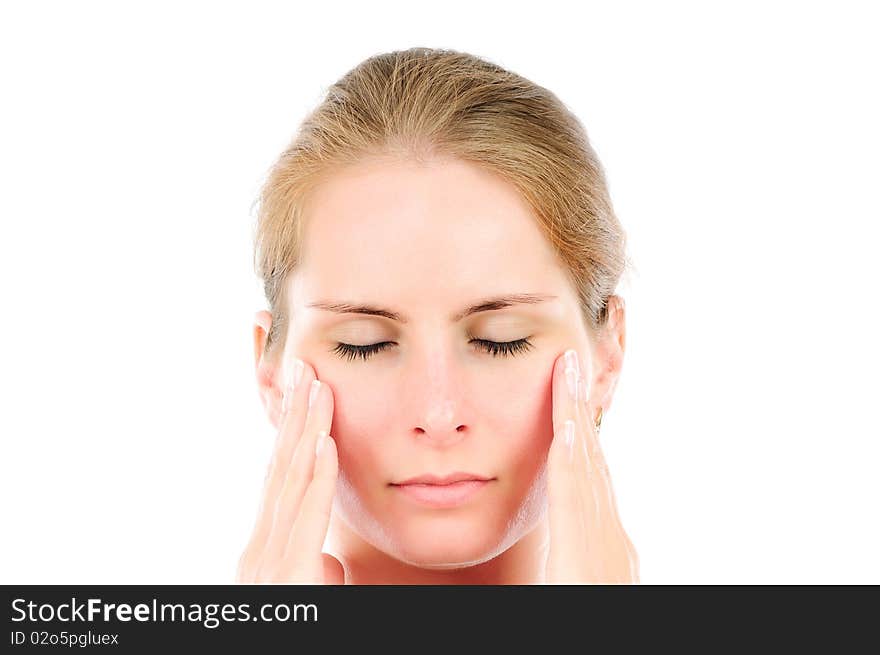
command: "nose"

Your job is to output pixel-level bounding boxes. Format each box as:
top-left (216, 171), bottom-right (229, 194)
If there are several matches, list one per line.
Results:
top-left (415, 397), bottom-right (468, 448)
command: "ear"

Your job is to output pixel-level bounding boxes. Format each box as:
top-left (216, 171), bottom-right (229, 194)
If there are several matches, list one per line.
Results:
top-left (254, 310), bottom-right (285, 429)
top-left (590, 295), bottom-right (626, 418)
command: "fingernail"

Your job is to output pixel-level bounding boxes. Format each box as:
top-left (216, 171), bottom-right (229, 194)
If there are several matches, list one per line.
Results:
top-left (564, 420), bottom-right (575, 461)
top-left (315, 430), bottom-right (328, 456)
top-left (281, 358), bottom-right (304, 415)
top-left (309, 379), bottom-right (321, 408)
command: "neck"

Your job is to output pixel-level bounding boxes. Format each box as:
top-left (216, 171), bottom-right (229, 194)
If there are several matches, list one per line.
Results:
top-left (324, 513), bottom-right (550, 585)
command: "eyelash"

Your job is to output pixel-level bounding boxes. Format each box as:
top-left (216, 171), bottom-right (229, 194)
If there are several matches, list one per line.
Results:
top-left (331, 337), bottom-right (535, 362)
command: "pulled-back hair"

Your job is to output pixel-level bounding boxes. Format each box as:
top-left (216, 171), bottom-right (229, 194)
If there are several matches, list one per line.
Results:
top-left (254, 47), bottom-right (630, 358)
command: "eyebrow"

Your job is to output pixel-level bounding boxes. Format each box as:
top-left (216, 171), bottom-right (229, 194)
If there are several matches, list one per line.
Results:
top-left (305, 293), bottom-right (558, 324)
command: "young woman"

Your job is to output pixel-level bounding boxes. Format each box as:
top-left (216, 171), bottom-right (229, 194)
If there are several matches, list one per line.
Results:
top-left (236, 47), bottom-right (639, 584)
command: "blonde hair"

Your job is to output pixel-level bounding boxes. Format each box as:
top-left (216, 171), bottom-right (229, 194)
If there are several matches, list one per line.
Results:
top-left (253, 47), bottom-right (630, 359)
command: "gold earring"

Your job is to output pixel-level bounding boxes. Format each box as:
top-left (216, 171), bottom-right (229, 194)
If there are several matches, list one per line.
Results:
top-left (594, 406), bottom-right (603, 433)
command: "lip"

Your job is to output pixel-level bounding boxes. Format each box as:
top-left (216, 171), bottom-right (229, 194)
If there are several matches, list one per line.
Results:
top-left (390, 473), bottom-right (495, 509)
top-left (394, 472), bottom-right (493, 486)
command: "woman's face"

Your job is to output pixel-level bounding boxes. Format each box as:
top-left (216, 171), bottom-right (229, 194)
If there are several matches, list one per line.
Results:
top-left (283, 155), bottom-right (596, 568)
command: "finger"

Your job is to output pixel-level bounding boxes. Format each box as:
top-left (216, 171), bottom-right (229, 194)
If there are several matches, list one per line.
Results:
top-left (279, 431), bottom-right (339, 580)
top-left (256, 360), bottom-right (313, 526)
top-left (546, 417), bottom-right (587, 583)
top-left (566, 350), bottom-right (602, 547)
top-left (257, 377), bottom-right (335, 578)
top-left (550, 349), bottom-right (592, 571)
top-left (239, 358), bottom-right (312, 582)
top-left (551, 349), bottom-right (597, 542)
top-left (551, 350), bottom-right (581, 446)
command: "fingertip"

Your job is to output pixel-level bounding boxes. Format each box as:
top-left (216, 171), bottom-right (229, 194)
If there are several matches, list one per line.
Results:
top-left (326, 434), bottom-right (338, 462)
top-left (316, 433), bottom-right (339, 472)
top-left (556, 349), bottom-right (570, 380)
top-left (316, 430), bottom-right (335, 458)
top-left (556, 348), bottom-right (577, 381)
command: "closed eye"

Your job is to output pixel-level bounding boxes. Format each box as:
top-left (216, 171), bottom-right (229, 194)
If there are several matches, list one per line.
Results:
top-left (331, 337), bottom-right (534, 362)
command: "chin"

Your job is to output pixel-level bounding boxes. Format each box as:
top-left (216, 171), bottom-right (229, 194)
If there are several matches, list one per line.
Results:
top-left (391, 519), bottom-right (511, 568)
top-left (335, 468), bottom-right (548, 570)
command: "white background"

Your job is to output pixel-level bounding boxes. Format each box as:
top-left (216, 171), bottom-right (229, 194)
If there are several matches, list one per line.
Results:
top-left (1, 1), bottom-right (877, 584)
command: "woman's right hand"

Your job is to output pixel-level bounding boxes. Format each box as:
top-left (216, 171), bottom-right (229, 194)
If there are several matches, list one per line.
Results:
top-left (235, 358), bottom-right (345, 584)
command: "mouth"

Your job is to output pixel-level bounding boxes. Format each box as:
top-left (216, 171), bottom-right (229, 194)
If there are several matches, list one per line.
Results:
top-left (390, 473), bottom-right (496, 509)
top-left (392, 472), bottom-right (493, 486)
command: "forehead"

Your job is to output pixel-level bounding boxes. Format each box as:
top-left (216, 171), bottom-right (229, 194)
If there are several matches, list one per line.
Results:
top-left (297, 157), bottom-right (567, 303)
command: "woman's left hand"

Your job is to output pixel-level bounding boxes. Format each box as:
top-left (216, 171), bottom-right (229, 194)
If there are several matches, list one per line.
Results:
top-left (544, 348), bottom-right (640, 584)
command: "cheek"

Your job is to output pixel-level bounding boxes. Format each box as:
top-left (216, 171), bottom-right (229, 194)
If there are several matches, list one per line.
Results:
top-left (480, 370), bottom-right (553, 473)
top-left (326, 381), bottom-right (389, 482)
